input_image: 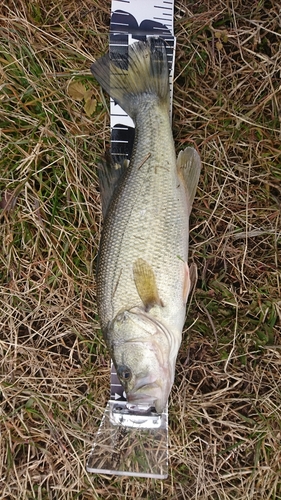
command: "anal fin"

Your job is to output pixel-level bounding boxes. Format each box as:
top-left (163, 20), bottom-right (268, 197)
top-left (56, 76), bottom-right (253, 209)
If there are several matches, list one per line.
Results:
top-left (189, 262), bottom-right (198, 292)
top-left (177, 147), bottom-right (201, 215)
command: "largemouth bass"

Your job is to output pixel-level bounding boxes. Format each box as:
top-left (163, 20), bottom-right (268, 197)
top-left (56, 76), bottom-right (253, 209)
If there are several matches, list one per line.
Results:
top-left (91, 38), bottom-right (201, 413)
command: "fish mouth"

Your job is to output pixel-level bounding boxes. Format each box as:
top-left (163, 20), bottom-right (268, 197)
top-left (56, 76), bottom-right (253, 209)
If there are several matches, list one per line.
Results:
top-left (127, 381), bottom-right (169, 414)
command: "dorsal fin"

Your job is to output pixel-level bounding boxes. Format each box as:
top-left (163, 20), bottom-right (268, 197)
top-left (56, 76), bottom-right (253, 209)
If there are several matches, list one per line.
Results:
top-left (98, 153), bottom-right (129, 218)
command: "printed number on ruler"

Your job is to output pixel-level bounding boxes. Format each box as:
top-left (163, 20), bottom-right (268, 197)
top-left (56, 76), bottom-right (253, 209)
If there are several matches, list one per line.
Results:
top-left (109, 0), bottom-right (176, 163)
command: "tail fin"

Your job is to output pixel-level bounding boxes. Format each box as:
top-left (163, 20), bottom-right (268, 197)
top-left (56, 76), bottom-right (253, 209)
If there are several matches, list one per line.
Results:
top-left (91, 38), bottom-right (169, 119)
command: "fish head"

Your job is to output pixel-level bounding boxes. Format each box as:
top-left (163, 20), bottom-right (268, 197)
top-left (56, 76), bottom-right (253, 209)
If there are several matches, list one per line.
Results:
top-left (107, 307), bottom-right (176, 413)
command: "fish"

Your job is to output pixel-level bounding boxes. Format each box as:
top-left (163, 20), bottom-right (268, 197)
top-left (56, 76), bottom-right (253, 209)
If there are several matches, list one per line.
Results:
top-left (91, 38), bottom-right (201, 413)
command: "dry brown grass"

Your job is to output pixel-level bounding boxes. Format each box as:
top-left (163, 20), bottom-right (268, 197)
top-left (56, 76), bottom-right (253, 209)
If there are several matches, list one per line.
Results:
top-left (0, 0), bottom-right (280, 499)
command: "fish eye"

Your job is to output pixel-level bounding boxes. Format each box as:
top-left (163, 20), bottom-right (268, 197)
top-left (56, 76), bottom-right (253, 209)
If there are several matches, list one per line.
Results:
top-left (117, 365), bottom-right (132, 382)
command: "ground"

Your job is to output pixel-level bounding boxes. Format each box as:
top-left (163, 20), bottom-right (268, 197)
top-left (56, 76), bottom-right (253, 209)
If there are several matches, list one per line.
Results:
top-left (0, 0), bottom-right (280, 499)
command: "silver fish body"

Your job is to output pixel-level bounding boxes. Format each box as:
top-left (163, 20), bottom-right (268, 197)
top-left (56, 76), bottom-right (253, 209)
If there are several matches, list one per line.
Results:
top-left (91, 39), bottom-right (201, 413)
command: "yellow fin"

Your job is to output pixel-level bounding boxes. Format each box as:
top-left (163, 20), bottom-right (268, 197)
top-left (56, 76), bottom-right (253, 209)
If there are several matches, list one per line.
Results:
top-left (133, 258), bottom-right (163, 311)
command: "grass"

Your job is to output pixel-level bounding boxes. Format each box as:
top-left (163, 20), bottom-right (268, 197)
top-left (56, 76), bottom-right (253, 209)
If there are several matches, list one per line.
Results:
top-left (0, 0), bottom-right (280, 498)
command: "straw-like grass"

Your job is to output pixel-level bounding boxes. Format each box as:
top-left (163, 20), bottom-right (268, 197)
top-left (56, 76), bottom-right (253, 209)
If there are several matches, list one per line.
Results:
top-left (0, 0), bottom-right (280, 499)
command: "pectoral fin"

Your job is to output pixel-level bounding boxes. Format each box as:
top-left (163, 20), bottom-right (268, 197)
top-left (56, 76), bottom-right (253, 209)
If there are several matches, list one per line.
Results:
top-left (133, 258), bottom-right (163, 311)
top-left (177, 147), bottom-right (201, 215)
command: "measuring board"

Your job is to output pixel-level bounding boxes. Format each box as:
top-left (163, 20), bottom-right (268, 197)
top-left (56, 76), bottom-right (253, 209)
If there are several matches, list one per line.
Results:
top-left (87, 0), bottom-right (176, 479)
top-left (110, 0), bottom-right (176, 165)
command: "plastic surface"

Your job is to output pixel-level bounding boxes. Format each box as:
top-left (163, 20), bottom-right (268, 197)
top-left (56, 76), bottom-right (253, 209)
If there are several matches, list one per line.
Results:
top-left (87, 402), bottom-right (168, 478)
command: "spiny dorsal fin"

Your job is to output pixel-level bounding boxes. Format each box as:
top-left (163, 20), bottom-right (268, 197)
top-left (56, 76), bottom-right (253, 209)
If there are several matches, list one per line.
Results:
top-left (133, 258), bottom-right (163, 311)
top-left (177, 147), bottom-right (201, 215)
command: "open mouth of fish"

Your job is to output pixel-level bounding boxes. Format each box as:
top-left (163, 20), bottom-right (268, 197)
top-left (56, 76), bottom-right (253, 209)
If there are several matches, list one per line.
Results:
top-left (126, 381), bottom-right (167, 413)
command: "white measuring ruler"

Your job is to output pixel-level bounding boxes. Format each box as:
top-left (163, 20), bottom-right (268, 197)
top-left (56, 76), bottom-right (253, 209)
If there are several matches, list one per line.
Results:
top-left (109, 0), bottom-right (176, 164)
top-left (87, 0), bottom-right (176, 479)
